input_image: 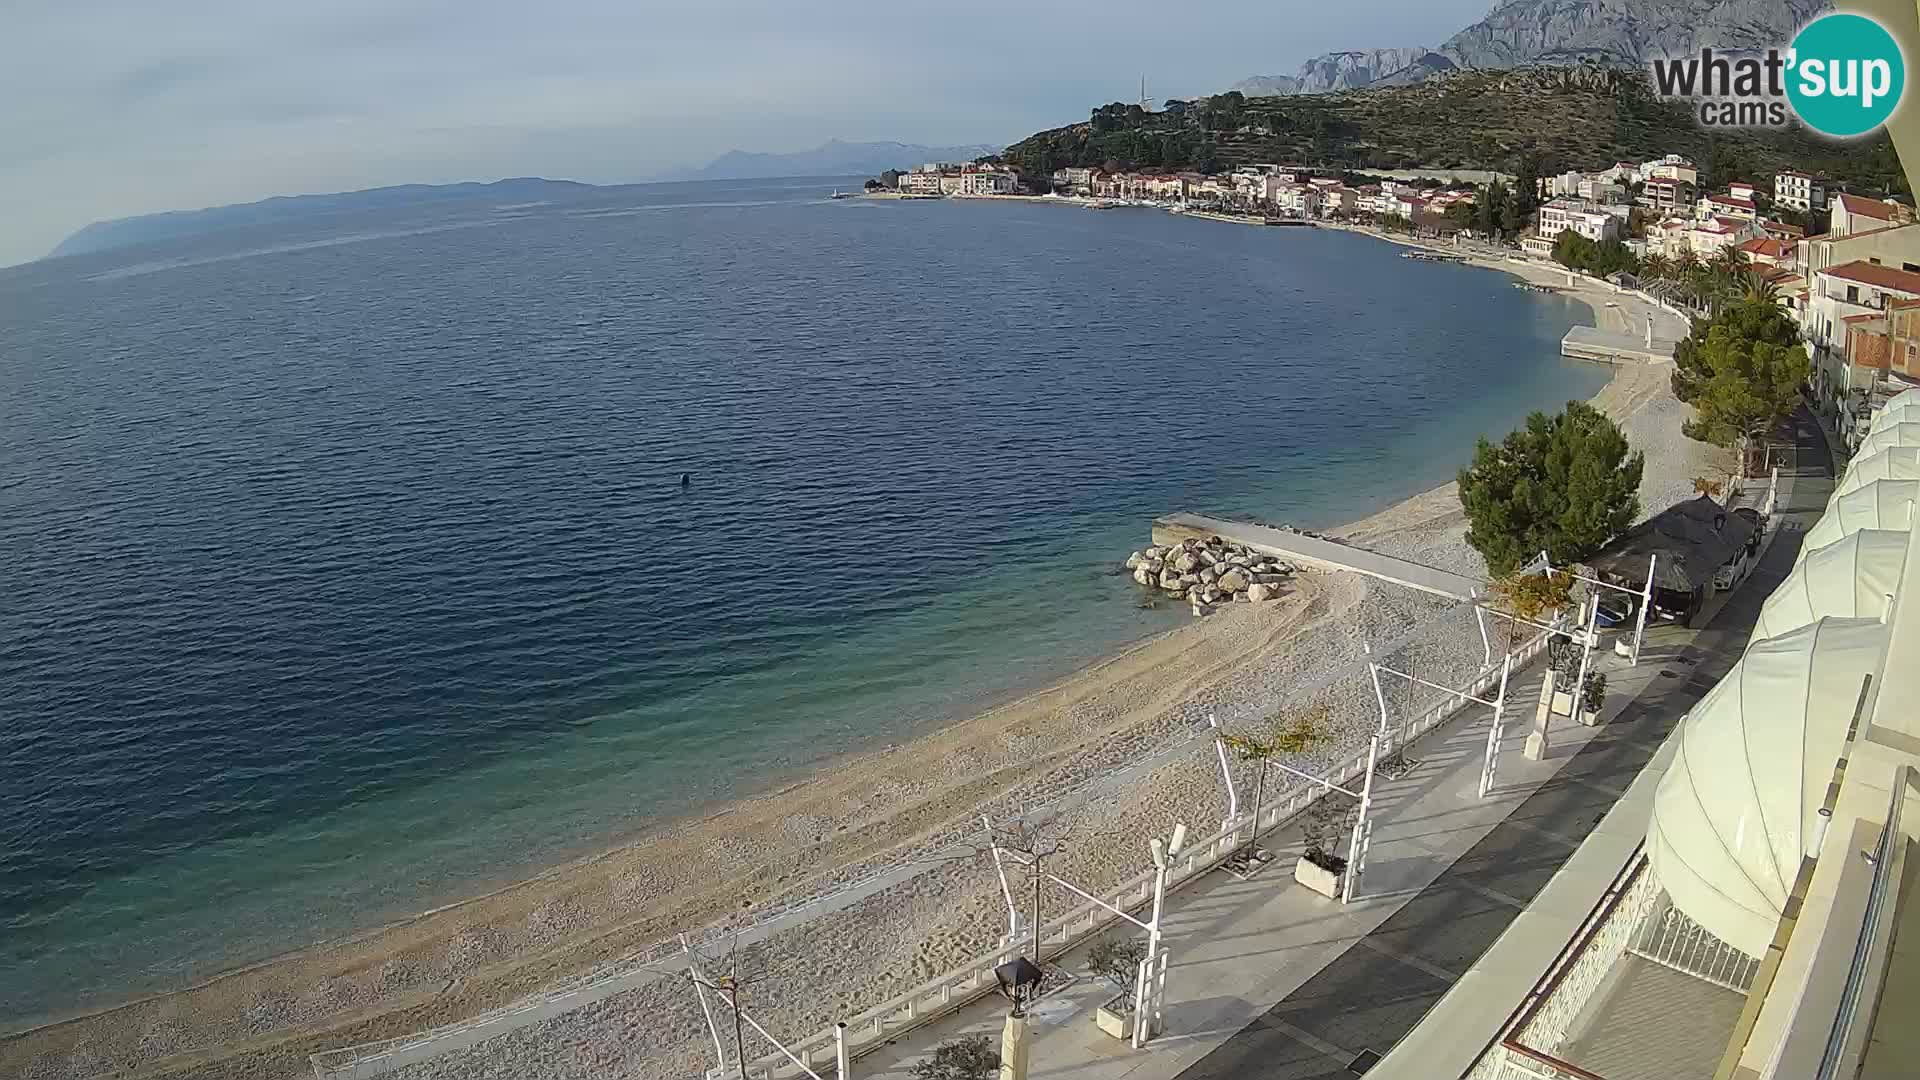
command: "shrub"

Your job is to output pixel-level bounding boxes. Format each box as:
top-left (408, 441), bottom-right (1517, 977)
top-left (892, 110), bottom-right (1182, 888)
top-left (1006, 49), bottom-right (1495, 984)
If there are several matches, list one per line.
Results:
top-left (913, 1035), bottom-right (1000, 1080)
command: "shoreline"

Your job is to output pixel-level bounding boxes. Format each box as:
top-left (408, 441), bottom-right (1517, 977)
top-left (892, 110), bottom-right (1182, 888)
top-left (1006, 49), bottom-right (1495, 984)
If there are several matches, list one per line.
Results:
top-left (0, 224), bottom-right (1712, 1080)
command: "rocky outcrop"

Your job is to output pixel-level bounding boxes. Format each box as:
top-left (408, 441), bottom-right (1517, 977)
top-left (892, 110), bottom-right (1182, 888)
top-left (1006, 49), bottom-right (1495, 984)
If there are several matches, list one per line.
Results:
top-left (1435, 0), bottom-right (1828, 71)
top-left (1229, 0), bottom-right (1826, 95)
top-left (1124, 536), bottom-right (1296, 617)
top-left (1230, 48), bottom-right (1434, 96)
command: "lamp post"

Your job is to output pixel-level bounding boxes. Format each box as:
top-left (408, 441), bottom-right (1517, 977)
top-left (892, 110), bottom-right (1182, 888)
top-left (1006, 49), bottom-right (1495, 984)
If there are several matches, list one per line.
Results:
top-left (1134, 824), bottom-right (1187, 1048)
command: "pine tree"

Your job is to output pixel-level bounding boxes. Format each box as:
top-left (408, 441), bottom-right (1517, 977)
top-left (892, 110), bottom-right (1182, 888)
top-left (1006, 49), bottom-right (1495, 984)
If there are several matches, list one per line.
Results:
top-left (1458, 402), bottom-right (1645, 575)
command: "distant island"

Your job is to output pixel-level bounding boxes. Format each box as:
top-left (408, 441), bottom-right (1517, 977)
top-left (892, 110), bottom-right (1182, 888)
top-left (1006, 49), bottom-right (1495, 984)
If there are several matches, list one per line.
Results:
top-left (45, 139), bottom-right (1002, 261)
top-left (47, 177), bottom-right (595, 260)
top-left (657, 138), bottom-right (1001, 182)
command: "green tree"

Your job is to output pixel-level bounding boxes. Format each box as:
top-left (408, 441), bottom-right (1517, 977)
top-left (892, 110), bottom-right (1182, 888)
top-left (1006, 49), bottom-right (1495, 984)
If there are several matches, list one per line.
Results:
top-left (1672, 296), bottom-right (1802, 403)
top-left (1674, 318), bottom-right (1811, 450)
top-left (1458, 402), bottom-right (1646, 575)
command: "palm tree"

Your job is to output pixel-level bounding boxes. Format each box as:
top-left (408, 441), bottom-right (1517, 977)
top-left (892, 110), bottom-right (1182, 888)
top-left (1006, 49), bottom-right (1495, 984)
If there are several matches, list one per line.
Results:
top-left (1640, 252), bottom-right (1674, 281)
top-left (1741, 267), bottom-right (1780, 304)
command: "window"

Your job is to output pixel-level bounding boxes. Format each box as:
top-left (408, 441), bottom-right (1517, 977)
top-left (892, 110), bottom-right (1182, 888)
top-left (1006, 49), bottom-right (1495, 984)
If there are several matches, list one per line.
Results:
top-left (1848, 285), bottom-right (1860, 303)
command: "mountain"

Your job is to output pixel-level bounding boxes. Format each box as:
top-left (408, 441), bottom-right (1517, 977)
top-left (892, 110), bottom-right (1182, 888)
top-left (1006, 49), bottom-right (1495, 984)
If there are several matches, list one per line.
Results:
top-left (1435, 0), bottom-right (1830, 69)
top-left (1004, 67), bottom-right (1902, 189)
top-left (663, 139), bottom-right (1001, 182)
top-left (49, 177), bottom-right (593, 260)
top-left (1230, 48), bottom-right (1436, 96)
top-left (1228, 0), bottom-right (1828, 93)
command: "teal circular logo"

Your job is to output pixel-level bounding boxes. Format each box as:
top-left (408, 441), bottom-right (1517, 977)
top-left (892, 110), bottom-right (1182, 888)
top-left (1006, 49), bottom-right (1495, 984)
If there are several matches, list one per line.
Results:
top-left (1787, 13), bottom-right (1905, 137)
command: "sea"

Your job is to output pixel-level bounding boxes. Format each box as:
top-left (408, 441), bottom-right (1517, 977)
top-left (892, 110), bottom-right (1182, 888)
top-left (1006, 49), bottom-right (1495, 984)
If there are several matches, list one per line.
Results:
top-left (0, 176), bottom-right (1606, 1026)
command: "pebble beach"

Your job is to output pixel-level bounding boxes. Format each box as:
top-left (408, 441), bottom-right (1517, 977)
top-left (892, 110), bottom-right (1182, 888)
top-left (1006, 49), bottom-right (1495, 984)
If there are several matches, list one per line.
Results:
top-left (0, 249), bottom-right (1732, 1080)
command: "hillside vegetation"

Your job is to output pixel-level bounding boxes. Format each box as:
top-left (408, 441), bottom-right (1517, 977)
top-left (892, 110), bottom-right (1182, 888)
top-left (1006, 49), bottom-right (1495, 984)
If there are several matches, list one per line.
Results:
top-left (1003, 68), bottom-right (1904, 191)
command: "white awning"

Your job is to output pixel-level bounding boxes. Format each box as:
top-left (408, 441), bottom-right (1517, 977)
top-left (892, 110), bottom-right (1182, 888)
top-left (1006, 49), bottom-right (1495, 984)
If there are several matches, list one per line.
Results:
top-left (1855, 422), bottom-right (1920, 460)
top-left (1750, 529), bottom-right (1907, 644)
top-left (1870, 398), bottom-right (1920, 433)
top-left (1648, 617), bottom-right (1890, 957)
top-left (1799, 479), bottom-right (1920, 564)
top-left (1835, 446), bottom-right (1920, 499)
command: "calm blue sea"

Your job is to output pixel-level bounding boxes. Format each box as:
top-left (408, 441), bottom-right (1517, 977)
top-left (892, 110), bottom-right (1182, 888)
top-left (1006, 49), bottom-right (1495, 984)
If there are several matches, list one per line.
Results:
top-left (0, 177), bottom-right (1605, 1023)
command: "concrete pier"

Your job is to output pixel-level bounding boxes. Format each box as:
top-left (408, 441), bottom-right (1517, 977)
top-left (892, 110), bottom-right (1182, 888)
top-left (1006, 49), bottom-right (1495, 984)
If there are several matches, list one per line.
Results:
top-left (1561, 325), bottom-right (1677, 365)
top-left (1151, 513), bottom-right (1482, 601)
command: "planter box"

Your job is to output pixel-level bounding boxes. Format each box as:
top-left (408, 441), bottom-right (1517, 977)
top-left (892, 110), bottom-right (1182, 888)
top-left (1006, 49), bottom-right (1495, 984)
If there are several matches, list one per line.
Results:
top-left (1095, 997), bottom-right (1158, 1040)
top-left (1578, 706), bottom-right (1602, 726)
top-left (1294, 856), bottom-right (1345, 899)
top-left (1551, 690), bottom-right (1575, 717)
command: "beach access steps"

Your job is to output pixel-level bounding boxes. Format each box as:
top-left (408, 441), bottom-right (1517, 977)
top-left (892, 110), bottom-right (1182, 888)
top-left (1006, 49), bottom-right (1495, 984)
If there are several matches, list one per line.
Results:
top-left (1152, 513), bottom-right (1483, 602)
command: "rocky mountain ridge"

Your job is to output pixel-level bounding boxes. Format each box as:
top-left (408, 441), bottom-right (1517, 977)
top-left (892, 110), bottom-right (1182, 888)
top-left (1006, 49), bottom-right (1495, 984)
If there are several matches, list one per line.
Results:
top-left (1231, 48), bottom-right (1436, 95)
top-left (1230, 0), bottom-right (1829, 94)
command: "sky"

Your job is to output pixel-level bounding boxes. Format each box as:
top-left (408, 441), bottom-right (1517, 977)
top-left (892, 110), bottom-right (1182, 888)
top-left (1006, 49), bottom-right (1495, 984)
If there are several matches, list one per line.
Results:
top-left (0, 0), bottom-right (1491, 267)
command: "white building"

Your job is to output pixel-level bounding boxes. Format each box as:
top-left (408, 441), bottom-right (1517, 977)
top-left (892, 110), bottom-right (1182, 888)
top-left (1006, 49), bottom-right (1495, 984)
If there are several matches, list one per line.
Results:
top-left (1775, 170), bottom-right (1829, 212)
top-left (1831, 192), bottom-right (1911, 237)
top-left (1538, 197), bottom-right (1622, 243)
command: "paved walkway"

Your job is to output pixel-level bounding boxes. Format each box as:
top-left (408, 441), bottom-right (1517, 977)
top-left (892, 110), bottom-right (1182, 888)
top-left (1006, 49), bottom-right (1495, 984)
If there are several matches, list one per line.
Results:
top-left (857, 408), bottom-right (1832, 1080)
top-left (1151, 514), bottom-right (1484, 602)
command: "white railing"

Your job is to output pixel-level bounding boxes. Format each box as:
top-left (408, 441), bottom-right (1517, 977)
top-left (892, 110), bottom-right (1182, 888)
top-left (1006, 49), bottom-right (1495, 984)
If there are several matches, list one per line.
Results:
top-left (1628, 900), bottom-right (1760, 992)
top-left (727, 627), bottom-right (1561, 1080)
top-left (1468, 854), bottom-right (1660, 1080)
top-left (314, 628), bottom-right (1560, 1080)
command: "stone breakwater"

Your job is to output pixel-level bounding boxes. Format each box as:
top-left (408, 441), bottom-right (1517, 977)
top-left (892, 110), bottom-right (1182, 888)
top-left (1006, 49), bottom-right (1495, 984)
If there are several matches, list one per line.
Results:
top-left (1125, 535), bottom-right (1297, 615)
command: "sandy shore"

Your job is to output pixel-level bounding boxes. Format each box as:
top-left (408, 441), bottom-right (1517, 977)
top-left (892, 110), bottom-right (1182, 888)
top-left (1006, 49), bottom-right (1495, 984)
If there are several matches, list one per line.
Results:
top-left (0, 243), bottom-right (1730, 1080)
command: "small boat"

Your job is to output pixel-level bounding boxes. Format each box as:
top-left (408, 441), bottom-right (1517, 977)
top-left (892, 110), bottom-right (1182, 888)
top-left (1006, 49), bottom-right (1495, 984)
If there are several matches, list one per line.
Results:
top-left (830, 189), bottom-right (856, 200)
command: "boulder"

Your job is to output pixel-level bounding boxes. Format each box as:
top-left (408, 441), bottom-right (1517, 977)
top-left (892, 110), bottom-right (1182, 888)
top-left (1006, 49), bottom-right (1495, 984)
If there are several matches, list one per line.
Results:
top-left (1248, 582), bottom-right (1277, 602)
top-left (1179, 572), bottom-right (1201, 586)
top-left (1125, 552), bottom-right (1144, 570)
top-left (1216, 569), bottom-right (1250, 592)
top-left (1234, 590), bottom-right (1251, 602)
top-left (1145, 559), bottom-right (1164, 574)
top-left (1164, 585), bottom-right (1187, 599)
top-left (1196, 548), bottom-right (1218, 567)
top-left (1199, 567), bottom-right (1219, 585)
top-left (1159, 569), bottom-right (1182, 589)
top-left (1143, 545), bottom-right (1166, 560)
top-left (1174, 551), bottom-right (1202, 573)
top-left (1133, 567), bottom-right (1153, 586)
top-left (1202, 587), bottom-right (1224, 604)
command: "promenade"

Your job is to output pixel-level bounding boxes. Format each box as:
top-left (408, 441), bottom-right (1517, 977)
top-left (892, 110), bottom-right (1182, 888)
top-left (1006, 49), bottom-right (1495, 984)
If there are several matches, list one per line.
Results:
top-left (857, 409), bottom-right (1829, 1080)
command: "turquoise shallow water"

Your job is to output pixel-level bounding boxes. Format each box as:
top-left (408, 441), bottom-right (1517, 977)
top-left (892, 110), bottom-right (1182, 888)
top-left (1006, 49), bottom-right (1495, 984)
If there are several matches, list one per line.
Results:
top-left (0, 178), bottom-right (1605, 1022)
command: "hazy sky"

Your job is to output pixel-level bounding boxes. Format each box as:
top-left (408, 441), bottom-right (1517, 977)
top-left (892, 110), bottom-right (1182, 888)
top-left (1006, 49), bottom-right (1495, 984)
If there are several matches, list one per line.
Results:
top-left (2, 0), bottom-right (1488, 266)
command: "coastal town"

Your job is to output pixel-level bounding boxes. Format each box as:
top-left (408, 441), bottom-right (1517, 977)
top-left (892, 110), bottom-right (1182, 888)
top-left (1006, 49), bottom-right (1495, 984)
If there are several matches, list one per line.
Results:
top-left (871, 152), bottom-right (1920, 456)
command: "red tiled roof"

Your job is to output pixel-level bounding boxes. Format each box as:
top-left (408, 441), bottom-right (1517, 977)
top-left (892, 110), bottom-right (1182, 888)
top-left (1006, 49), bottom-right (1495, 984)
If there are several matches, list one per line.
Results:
top-left (1708, 194), bottom-right (1757, 209)
top-left (1837, 193), bottom-right (1898, 220)
top-left (1822, 259), bottom-right (1920, 294)
top-left (1738, 237), bottom-right (1796, 259)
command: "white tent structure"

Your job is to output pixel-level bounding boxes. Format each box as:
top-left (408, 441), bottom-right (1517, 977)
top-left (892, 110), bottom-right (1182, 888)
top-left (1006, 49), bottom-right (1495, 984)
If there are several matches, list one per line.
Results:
top-left (1854, 422), bottom-right (1920, 460)
top-left (1834, 446), bottom-right (1920, 499)
top-left (1749, 530), bottom-right (1908, 644)
top-left (1869, 398), bottom-right (1920, 433)
top-left (1647, 617), bottom-right (1891, 957)
top-left (1799, 479), bottom-right (1920, 563)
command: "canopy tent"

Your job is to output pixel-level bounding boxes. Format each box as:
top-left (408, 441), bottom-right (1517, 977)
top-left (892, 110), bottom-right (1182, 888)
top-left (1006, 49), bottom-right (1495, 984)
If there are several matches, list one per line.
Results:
top-left (1647, 617), bottom-right (1890, 957)
top-left (1887, 387), bottom-right (1920, 410)
top-left (1588, 495), bottom-right (1756, 593)
top-left (1800, 479), bottom-right (1920, 564)
top-left (1855, 422), bottom-right (1920, 460)
top-left (1870, 398), bottom-right (1920, 433)
top-left (1748, 529), bottom-right (1907, 644)
top-left (1835, 446), bottom-right (1920, 499)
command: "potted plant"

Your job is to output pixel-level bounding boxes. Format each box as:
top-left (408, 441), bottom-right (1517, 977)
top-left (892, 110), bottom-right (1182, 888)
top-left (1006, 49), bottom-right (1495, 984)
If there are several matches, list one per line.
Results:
top-left (1579, 671), bottom-right (1607, 725)
top-left (1293, 792), bottom-right (1358, 899)
top-left (1086, 938), bottom-right (1153, 1040)
top-left (1545, 635), bottom-right (1580, 716)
